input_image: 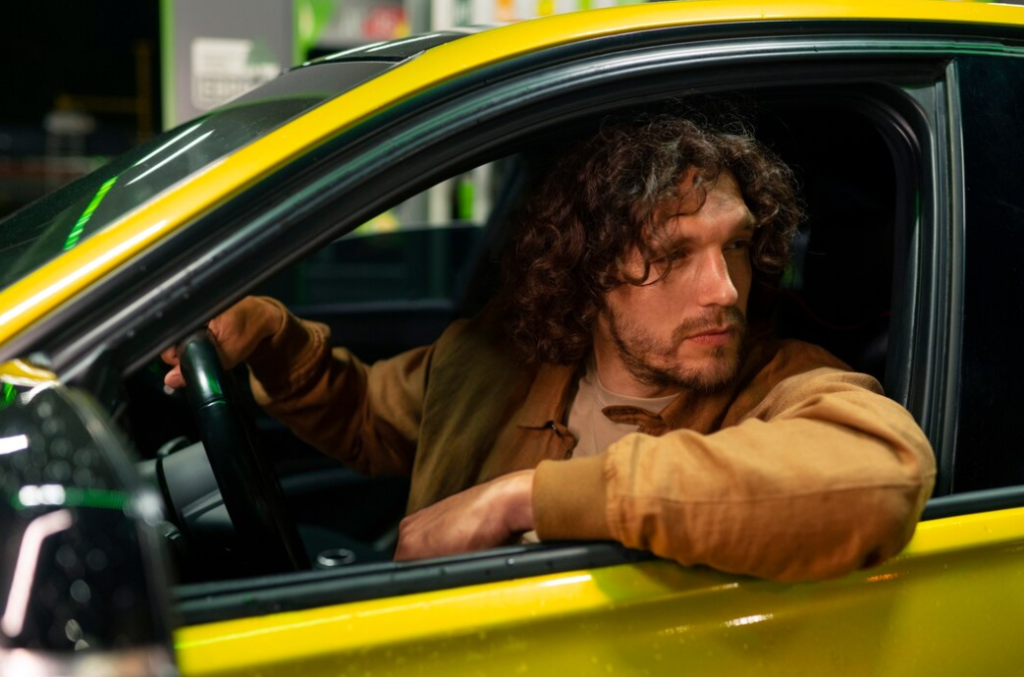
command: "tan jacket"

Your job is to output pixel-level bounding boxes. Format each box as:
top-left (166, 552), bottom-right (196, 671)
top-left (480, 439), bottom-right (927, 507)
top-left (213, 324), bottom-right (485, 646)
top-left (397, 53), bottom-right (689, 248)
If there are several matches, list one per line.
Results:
top-left (247, 299), bottom-right (936, 582)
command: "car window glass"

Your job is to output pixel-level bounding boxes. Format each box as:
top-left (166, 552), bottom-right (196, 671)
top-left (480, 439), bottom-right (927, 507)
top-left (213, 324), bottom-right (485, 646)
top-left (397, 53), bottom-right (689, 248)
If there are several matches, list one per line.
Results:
top-left (0, 101), bottom-right (318, 294)
top-left (0, 61), bottom-right (394, 294)
top-left (256, 162), bottom-right (510, 308)
top-left (953, 54), bottom-right (1024, 493)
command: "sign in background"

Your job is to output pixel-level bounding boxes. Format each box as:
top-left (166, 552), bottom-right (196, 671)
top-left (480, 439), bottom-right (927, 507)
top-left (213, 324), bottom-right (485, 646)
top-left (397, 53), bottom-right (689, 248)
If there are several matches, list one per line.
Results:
top-left (161, 0), bottom-right (295, 129)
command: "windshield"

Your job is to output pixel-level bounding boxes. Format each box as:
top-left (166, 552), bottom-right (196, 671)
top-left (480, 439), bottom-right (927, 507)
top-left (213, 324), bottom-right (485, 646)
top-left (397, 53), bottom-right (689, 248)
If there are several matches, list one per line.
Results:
top-left (0, 99), bottom-right (317, 292)
top-left (0, 60), bottom-right (395, 292)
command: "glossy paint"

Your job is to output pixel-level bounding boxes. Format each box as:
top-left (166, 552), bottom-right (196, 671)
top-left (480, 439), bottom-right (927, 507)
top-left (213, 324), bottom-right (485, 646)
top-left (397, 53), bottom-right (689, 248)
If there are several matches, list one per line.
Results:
top-left (0, 360), bottom-right (57, 386)
top-left (176, 506), bottom-right (1024, 676)
top-left (2, 1), bottom-right (1024, 347)
top-left (4, 3), bottom-right (1024, 675)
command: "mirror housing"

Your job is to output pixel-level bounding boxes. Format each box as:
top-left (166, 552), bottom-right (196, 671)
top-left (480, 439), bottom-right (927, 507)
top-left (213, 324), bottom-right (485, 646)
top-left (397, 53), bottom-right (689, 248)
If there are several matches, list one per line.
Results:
top-left (0, 385), bottom-right (176, 677)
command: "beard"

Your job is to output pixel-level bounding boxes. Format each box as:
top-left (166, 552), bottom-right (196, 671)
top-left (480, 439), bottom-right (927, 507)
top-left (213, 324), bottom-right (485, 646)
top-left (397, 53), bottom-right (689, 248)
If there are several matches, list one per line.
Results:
top-left (605, 305), bottom-right (747, 394)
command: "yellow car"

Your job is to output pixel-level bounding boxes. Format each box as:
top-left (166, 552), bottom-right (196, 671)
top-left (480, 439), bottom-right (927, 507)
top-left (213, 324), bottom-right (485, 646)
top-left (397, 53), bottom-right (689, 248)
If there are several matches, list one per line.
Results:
top-left (3, 1), bottom-right (1024, 675)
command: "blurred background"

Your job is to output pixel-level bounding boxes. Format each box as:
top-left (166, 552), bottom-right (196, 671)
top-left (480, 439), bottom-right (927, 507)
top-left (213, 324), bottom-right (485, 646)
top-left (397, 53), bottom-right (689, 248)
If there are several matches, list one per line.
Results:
top-left (0, 0), bottom-right (643, 222)
top-left (1, 2), bottom-right (158, 220)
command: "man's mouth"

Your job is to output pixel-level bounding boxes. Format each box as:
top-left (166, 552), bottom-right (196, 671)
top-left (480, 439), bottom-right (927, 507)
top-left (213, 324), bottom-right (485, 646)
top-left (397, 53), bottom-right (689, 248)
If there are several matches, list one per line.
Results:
top-left (685, 325), bottom-right (735, 347)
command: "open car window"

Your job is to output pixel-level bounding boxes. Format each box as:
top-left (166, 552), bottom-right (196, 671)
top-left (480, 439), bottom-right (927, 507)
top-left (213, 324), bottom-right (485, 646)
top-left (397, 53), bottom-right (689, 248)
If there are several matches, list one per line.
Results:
top-left (108, 75), bottom-right (928, 625)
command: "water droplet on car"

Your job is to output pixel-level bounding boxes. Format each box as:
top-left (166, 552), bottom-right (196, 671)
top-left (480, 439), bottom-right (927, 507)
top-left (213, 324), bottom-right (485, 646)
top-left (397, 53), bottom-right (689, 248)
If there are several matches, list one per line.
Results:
top-left (86, 549), bottom-right (108, 571)
top-left (65, 619), bottom-right (83, 642)
top-left (56, 545), bottom-right (77, 569)
top-left (70, 580), bottom-right (91, 604)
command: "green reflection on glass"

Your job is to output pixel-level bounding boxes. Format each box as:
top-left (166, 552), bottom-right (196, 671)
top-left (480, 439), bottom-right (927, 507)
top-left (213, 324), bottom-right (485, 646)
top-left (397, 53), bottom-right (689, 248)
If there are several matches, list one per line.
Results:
top-left (11, 486), bottom-right (130, 511)
top-left (64, 176), bottom-right (119, 251)
top-left (0, 383), bottom-right (15, 412)
top-left (70, 487), bottom-right (130, 510)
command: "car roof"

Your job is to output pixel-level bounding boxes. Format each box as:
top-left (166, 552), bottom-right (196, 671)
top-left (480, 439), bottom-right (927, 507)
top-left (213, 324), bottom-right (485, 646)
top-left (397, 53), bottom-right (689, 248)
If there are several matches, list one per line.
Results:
top-left (304, 30), bottom-right (478, 64)
top-left (1, 0), bottom-right (1022, 348)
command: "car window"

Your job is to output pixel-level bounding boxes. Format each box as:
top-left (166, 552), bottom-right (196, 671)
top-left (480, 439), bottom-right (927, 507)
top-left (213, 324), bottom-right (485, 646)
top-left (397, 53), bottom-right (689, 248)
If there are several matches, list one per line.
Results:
top-left (0, 61), bottom-right (395, 294)
top-left (257, 166), bottom-right (504, 307)
top-left (163, 82), bottom-right (926, 621)
top-left (251, 161), bottom-right (520, 363)
top-left (83, 43), bottom-right (931, 618)
top-left (952, 54), bottom-right (1024, 493)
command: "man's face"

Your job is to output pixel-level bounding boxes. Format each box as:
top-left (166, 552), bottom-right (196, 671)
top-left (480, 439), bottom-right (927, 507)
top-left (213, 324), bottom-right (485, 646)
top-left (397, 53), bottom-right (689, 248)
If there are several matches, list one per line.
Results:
top-left (595, 170), bottom-right (755, 396)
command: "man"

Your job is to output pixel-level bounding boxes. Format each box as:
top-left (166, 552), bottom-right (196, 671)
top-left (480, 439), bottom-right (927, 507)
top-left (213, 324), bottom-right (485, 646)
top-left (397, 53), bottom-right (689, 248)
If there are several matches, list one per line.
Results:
top-left (163, 114), bottom-right (935, 582)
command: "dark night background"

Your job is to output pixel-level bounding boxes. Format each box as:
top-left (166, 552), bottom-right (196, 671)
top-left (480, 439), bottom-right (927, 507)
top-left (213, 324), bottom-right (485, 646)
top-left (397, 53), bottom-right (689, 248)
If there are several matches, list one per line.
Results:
top-left (4, 1), bottom-right (1024, 221)
top-left (0, 2), bottom-right (161, 217)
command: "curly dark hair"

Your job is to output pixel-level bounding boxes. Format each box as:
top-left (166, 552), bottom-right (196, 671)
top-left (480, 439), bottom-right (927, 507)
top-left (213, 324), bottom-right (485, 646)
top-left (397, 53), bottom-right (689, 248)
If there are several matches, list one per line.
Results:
top-left (501, 112), bottom-right (803, 365)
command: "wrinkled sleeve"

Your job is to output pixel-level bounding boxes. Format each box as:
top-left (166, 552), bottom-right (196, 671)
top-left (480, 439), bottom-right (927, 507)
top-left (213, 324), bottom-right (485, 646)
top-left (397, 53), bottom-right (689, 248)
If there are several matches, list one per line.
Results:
top-left (245, 298), bottom-right (429, 477)
top-left (532, 368), bottom-right (936, 581)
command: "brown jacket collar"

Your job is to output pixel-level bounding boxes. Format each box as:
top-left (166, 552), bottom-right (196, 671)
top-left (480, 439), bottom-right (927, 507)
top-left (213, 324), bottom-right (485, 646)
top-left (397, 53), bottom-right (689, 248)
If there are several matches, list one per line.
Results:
top-left (515, 327), bottom-right (778, 437)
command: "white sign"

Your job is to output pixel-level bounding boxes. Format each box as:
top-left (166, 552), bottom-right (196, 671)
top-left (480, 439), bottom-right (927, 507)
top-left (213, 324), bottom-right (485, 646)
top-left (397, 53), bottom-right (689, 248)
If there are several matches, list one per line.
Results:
top-left (190, 37), bottom-right (281, 110)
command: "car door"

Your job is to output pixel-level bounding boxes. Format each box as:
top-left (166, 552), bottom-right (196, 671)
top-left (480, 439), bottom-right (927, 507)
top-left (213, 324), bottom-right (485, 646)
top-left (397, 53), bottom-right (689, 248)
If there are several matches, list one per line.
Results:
top-left (5, 9), bottom-right (1024, 677)
top-left (168, 22), bottom-right (1024, 677)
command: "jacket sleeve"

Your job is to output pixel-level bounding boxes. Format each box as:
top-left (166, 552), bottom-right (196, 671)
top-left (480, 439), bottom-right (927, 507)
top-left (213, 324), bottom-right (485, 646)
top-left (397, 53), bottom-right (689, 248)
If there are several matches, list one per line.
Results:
top-left (245, 298), bottom-right (429, 477)
top-left (531, 367), bottom-right (936, 582)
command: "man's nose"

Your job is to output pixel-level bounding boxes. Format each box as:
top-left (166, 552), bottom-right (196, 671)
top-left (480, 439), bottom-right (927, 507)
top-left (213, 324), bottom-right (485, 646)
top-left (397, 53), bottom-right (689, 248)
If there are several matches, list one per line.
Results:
top-left (697, 252), bottom-right (739, 307)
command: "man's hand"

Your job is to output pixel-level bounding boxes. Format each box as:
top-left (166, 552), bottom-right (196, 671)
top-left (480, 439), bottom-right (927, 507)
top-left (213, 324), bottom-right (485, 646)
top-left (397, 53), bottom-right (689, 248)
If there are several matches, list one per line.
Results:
top-left (394, 470), bottom-right (535, 561)
top-left (161, 296), bottom-right (284, 389)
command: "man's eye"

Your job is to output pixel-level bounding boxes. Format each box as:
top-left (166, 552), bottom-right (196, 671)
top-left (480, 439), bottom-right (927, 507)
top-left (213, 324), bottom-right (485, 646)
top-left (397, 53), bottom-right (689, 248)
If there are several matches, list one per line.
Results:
top-left (726, 239), bottom-right (752, 253)
top-left (652, 249), bottom-right (689, 268)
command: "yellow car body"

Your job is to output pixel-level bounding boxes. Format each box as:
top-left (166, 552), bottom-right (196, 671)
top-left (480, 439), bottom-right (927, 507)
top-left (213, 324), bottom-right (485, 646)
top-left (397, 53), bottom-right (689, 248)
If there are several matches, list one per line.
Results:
top-left (176, 506), bottom-right (1024, 676)
top-left (3, 2), bottom-right (1024, 675)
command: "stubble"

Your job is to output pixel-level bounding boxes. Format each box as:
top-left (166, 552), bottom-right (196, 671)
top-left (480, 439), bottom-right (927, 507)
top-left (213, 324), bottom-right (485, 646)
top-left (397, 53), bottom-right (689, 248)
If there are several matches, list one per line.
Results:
top-left (606, 305), bottom-right (747, 394)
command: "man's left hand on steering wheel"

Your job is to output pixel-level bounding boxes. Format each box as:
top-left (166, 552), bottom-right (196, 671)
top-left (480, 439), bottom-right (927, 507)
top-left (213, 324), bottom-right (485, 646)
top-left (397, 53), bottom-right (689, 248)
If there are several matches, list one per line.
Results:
top-left (163, 299), bottom-right (307, 575)
top-left (162, 296), bottom-right (283, 391)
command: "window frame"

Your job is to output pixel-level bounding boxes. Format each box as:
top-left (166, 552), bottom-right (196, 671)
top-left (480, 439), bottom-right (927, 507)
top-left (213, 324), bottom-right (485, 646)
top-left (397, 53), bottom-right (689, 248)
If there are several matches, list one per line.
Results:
top-left (46, 36), bottom-right (954, 386)
top-left (91, 38), bottom-right (961, 622)
top-left (923, 50), bottom-right (1024, 518)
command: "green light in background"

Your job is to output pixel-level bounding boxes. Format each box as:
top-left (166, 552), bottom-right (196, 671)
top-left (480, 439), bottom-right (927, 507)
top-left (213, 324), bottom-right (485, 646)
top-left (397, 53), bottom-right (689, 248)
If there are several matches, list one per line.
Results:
top-left (296, 0), bottom-right (340, 64)
top-left (457, 177), bottom-right (474, 222)
top-left (0, 383), bottom-right (15, 412)
top-left (64, 176), bottom-right (119, 251)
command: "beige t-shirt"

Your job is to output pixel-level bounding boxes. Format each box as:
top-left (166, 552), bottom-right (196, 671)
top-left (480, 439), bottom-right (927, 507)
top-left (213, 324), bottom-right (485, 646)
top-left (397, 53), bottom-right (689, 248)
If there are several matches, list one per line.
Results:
top-left (565, 357), bottom-right (678, 458)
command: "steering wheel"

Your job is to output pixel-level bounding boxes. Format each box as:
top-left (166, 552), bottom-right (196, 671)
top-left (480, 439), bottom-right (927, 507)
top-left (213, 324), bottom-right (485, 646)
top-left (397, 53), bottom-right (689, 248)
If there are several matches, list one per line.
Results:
top-left (178, 332), bottom-right (309, 574)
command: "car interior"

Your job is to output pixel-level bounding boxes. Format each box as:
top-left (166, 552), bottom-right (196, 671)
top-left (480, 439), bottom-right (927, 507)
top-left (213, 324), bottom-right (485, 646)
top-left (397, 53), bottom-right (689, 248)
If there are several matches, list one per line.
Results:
top-left (113, 83), bottom-right (921, 608)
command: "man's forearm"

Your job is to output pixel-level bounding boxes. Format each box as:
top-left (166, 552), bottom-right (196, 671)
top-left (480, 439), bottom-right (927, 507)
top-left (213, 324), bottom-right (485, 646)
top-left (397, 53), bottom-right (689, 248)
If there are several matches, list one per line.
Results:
top-left (247, 299), bottom-right (422, 476)
top-left (534, 372), bottom-right (935, 581)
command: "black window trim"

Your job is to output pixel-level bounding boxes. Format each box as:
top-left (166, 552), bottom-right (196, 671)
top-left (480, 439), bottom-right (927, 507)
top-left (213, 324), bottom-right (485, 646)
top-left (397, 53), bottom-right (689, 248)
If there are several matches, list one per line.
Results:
top-left (937, 52), bottom-right (1024, 505)
top-left (175, 541), bottom-right (652, 626)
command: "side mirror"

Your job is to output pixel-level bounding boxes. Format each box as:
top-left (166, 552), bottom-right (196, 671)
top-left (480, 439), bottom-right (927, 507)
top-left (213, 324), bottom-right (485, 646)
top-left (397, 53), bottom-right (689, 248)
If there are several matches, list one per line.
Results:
top-left (0, 385), bottom-right (176, 676)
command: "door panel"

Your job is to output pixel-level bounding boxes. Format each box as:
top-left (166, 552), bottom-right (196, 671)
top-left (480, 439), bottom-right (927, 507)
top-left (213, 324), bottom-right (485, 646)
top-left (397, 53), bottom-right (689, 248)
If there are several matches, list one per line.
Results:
top-left (175, 508), bottom-right (1024, 676)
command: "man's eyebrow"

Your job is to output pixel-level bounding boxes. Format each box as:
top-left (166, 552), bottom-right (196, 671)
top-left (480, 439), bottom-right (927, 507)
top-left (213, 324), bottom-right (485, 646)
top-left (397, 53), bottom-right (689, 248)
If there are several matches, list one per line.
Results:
top-left (658, 219), bottom-right (756, 250)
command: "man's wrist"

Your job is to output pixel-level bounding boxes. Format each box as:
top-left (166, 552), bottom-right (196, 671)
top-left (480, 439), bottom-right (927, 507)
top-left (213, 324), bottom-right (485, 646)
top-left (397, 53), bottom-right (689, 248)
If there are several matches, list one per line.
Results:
top-left (249, 297), bottom-right (288, 357)
top-left (499, 470), bottom-right (535, 534)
